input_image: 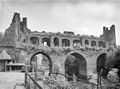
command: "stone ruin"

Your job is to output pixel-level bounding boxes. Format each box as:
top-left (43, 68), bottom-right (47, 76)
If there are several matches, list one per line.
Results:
top-left (0, 12), bottom-right (117, 83)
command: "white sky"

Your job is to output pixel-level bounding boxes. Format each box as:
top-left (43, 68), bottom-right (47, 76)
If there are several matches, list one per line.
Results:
top-left (0, 0), bottom-right (120, 45)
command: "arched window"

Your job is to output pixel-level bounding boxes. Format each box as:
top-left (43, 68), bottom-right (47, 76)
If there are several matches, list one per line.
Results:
top-left (54, 37), bottom-right (59, 47)
top-left (85, 40), bottom-right (89, 45)
top-left (98, 41), bottom-right (106, 48)
top-left (42, 38), bottom-right (50, 46)
top-left (62, 39), bottom-right (70, 47)
top-left (30, 37), bottom-right (39, 45)
top-left (91, 41), bottom-right (96, 47)
top-left (73, 40), bottom-right (81, 47)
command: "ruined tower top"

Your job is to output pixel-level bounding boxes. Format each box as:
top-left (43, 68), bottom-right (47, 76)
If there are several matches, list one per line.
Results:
top-left (12, 12), bottom-right (20, 23)
top-left (11, 12), bottom-right (27, 28)
top-left (23, 18), bottom-right (27, 27)
top-left (103, 24), bottom-right (116, 48)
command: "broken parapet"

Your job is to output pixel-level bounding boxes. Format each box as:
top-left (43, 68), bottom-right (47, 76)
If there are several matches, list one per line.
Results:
top-left (63, 31), bottom-right (75, 35)
top-left (103, 25), bottom-right (116, 48)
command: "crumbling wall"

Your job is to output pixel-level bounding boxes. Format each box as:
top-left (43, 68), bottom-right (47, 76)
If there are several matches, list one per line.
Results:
top-left (103, 25), bottom-right (116, 48)
top-left (1, 13), bottom-right (30, 47)
top-left (1, 13), bottom-right (20, 46)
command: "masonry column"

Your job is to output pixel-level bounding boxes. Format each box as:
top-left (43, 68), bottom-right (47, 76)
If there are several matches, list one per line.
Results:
top-left (82, 39), bottom-right (85, 48)
top-left (70, 39), bottom-right (73, 48)
top-left (89, 40), bottom-right (91, 48)
top-left (39, 37), bottom-right (42, 46)
top-left (59, 38), bottom-right (62, 47)
top-left (96, 41), bottom-right (98, 48)
top-left (50, 36), bottom-right (54, 47)
top-left (28, 37), bottom-right (31, 45)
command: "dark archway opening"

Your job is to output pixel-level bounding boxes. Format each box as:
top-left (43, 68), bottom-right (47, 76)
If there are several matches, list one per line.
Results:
top-left (85, 40), bottom-right (89, 45)
top-left (98, 41), bottom-right (106, 48)
top-left (62, 39), bottom-right (70, 47)
top-left (65, 53), bottom-right (87, 81)
top-left (91, 41), bottom-right (96, 47)
top-left (73, 40), bottom-right (81, 48)
top-left (42, 38), bottom-right (50, 47)
top-left (30, 37), bottom-right (39, 45)
top-left (30, 52), bottom-right (52, 75)
top-left (54, 37), bottom-right (59, 47)
top-left (97, 53), bottom-right (107, 78)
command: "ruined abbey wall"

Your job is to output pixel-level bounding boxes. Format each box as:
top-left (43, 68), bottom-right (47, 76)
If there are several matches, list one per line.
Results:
top-left (0, 12), bottom-right (116, 78)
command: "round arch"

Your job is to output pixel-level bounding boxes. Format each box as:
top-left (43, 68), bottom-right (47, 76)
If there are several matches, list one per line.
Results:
top-left (96, 53), bottom-right (107, 73)
top-left (30, 51), bottom-right (52, 73)
top-left (65, 50), bottom-right (86, 59)
top-left (65, 51), bottom-right (87, 81)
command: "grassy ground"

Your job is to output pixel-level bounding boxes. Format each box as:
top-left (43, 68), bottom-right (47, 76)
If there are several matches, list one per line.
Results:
top-left (0, 72), bottom-right (25, 89)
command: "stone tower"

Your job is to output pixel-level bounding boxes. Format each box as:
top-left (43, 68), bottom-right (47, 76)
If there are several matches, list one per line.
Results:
top-left (1, 12), bottom-right (21, 46)
top-left (103, 25), bottom-right (116, 48)
top-left (1, 12), bottom-right (30, 46)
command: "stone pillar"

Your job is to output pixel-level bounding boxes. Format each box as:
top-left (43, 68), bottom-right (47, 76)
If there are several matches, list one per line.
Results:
top-left (86, 56), bottom-right (97, 77)
top-left (82, 39), bottom-right (85, 48)
top-left (59, 38), bottom-right (62, 47)
top-left (28, 37), bottom-right (31, 44)
top-left (89, 40), bottom-right (91, 48)
top-left (96, 41), bottom-right (98, 48)
top-left (70, 39), bottom-right (73, 48)
top-left (39, 37), bottom-right (42, 46)
top-left (50, 37), bottom-right (54, 47)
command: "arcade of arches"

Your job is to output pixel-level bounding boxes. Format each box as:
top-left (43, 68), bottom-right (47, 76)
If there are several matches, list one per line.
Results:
top-left (30, 51), bottom-right (108, 81)
top-left (29, 36), bottom-right (106, 48)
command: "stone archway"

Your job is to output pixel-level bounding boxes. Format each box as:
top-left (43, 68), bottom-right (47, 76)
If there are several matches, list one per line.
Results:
top-left (65, 52), bottom-right (87, 81)
top-left (30, 51), bottom-right (52, 75)
top-left (97, 53), bottom-right (107, 73)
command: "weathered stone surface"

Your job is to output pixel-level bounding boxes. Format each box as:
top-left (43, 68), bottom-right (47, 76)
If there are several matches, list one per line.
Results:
top-left (0, 12), bottom-right (117, 81)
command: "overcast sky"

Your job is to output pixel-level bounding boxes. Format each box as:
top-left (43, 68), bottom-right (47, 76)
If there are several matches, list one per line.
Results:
top-left (0, 0), bottom-right (120, 45)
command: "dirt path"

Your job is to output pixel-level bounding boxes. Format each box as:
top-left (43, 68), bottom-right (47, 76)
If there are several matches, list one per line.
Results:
top-left (0, 72), bottom-right (25, 89)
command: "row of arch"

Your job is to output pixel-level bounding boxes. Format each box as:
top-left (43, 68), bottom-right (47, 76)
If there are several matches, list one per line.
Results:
top-left (30, 51), bottom-right (107, 81)
top-left (30, 36), bottom-right (106, 48)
